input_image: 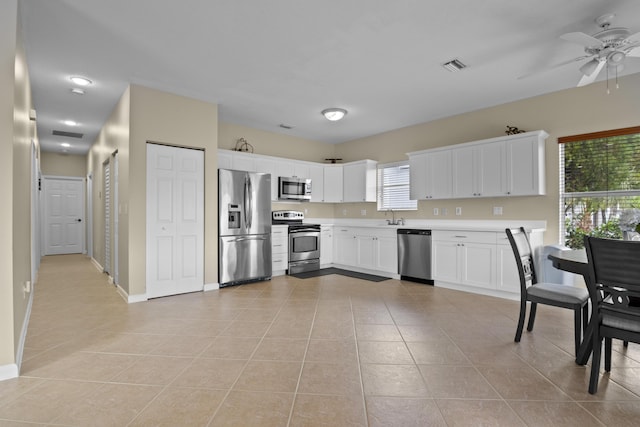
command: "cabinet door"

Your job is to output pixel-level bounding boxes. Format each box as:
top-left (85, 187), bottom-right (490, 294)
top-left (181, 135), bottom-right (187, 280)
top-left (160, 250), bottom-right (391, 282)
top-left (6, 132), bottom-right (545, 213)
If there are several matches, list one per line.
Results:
top-left (356, 235), bottom-right (376, 269)
top-left (343, 163), bottom-right (364, 202)
top-left (218, 150), bottom-right (233, 170)
top-left (505, 137), bottom-right (544, 196)
top-left (320, 226), bottom-right (333, 265)
top-left (232, 152), bottom-right (256, 172)
top-left (309, 164), bottom-right (325, 203)
top-left (410, 151), bottom-right (452, 200)
top-left (432, 240), bottom-right (459, 282)
top-left (476, 142), bottom-right (505, 197)
top-left (460, 243), bottom-right (496, 289)
top-left (496, 243), bottom-right (520, 293)
top-left (376, 234), bottom-right (398, 274)
top-left (452, 147), bottom-right (476, 198)
top-left (323, 165), bottom-right (343, 203)
top-left (293, 163), bottom-right (310, 179)
top-left (334, 228), bottom-right (357, 266)
top-left (409, 153), bottom-right (428, 200)
top-left (258, 158), bottom-right (279, 201)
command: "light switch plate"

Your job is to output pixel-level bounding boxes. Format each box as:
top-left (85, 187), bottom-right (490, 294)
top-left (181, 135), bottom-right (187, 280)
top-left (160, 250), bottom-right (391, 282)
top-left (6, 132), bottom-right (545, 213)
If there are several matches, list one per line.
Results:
top-left (433, 208), bottom-right (439, 216)
top-left (493, 206), bottom-right (503, 215)
top-left (455, 207), bottom-right (462, 216)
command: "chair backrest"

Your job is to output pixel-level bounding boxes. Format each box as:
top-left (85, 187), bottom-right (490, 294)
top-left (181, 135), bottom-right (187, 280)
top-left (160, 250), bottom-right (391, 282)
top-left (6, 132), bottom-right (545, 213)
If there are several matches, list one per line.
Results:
top-left (584, 236), bottom-right (640, 319)
top-left (506, 227), bottom-right (538, 295)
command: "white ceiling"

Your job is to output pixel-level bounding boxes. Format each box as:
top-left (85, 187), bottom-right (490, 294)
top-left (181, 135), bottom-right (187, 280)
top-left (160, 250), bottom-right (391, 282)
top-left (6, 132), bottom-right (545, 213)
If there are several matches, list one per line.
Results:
top-left (19, 0), bottom-right (640, 155)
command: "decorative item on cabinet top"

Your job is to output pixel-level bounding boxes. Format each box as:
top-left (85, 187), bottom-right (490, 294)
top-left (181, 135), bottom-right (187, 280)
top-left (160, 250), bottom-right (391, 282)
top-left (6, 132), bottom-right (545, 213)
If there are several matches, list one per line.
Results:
top-left (233, 137), bottom-right (254, 153)
top-left (505, 126), bottom-right (526, 135)
top-left (325, 158), bottom-right (343, 163)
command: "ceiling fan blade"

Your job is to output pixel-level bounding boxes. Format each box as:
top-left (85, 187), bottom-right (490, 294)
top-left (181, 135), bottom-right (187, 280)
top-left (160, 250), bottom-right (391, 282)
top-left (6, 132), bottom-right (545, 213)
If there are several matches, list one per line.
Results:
top-left (577, 59), bottom-right (606, 87)
top-left (517, 55), bottom-right (591, 80)
top-left (627, 46), bottom-right (640, 57)
top-left (561, 31), bottom-right (603, 47)
top-left (623, 31), bottom-right (640, 45)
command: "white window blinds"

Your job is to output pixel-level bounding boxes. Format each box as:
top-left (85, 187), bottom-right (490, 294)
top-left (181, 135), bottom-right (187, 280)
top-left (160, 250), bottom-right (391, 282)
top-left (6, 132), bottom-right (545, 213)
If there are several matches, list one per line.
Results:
top-left (377, 161), bottom-right (417, 211)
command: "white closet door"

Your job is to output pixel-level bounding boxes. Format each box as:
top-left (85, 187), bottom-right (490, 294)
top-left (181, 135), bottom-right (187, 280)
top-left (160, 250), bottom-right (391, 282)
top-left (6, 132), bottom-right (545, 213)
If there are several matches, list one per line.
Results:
top-left (146, 143), bottom-right (204, 298)
top-left (44, 177), bottom-right (84, 255)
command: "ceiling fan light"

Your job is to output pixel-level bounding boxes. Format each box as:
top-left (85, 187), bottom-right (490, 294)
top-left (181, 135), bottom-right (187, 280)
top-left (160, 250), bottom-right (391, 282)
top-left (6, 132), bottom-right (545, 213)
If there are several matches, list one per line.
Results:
top-left (579, 59), bottom-right (599, 76)
top-left (321, 108), bottom-right (347, 121)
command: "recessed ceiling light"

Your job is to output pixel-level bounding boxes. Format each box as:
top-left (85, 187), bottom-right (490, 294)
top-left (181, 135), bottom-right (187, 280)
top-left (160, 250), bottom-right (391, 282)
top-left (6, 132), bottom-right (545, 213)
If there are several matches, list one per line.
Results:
top-left (62, 120), bottom-right (77, 126)
top-left (61, 142), bottom-right (71, 148)
top-left (70, 76), bottom-right (92, 86)
top-left (321, 108), bottom-right (347, 121)
top-left (70, 88), bottom-right (85, 95)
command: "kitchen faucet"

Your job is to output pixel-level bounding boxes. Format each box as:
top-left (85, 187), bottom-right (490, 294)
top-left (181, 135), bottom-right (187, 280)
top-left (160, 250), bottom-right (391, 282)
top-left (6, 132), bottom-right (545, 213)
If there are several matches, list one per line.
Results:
top-left (386, 209), bottom-right (404, 225)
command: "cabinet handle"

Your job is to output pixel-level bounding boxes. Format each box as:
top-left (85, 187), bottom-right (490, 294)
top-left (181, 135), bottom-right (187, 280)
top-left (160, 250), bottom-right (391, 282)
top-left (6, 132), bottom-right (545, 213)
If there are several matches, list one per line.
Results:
top-left (454, 235), bottom-right (467, 238)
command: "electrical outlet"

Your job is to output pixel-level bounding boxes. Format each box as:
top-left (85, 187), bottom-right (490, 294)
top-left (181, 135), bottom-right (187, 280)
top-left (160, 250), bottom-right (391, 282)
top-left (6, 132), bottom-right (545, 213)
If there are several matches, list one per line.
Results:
top-left (493, 206), bottom-right (503, 215)
top-left (433, 208), bottom-right (439, 216)
top-left (455, 207), bottom-right (462, 216)
top-left (360, 209), bottom-right (367, 216)
top-left (24, 281), bottom-right (31, 293)
top-left (342, 209), bottom-right (347, 216)
top-left (304, 208), bottom-right (308, 214)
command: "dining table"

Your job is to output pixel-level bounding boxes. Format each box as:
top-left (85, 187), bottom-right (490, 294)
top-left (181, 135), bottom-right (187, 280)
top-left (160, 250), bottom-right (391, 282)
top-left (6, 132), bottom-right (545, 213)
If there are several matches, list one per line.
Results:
top-left (547, 248), bottom-right (593, 365)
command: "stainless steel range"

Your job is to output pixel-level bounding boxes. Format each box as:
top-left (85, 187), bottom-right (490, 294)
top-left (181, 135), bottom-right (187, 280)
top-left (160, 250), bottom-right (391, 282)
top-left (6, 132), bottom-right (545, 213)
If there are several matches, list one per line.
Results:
top-left (272, 210), bottom-right (321, 274)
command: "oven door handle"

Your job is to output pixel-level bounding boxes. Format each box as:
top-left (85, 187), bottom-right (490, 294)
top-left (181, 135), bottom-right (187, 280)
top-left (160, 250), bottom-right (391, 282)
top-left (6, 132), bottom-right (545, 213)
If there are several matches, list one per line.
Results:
top-left (289, 229), bottom-right (320, 235)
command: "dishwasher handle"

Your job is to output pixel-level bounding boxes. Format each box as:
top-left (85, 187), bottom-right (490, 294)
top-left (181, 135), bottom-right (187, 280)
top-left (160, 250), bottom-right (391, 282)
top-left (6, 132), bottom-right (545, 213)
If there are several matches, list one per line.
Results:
top-left (397, 229), bottom-right (431, 236)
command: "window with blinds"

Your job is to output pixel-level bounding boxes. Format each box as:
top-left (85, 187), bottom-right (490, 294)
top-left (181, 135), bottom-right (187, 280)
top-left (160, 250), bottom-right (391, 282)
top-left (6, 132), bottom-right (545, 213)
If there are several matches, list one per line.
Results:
top-left (377, 161), bottom-right (417, 211)
top-left (559, 127), bottom-right (640, 248)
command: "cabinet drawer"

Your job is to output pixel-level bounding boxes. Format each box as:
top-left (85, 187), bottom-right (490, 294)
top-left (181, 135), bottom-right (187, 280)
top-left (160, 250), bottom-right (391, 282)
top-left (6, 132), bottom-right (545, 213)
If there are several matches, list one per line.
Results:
top-left (272, 256), bottom-right (288, 270)
top-left (272, 241), bottom-right (288, 254)
top-left (433, 230), bottom-right (497, 244)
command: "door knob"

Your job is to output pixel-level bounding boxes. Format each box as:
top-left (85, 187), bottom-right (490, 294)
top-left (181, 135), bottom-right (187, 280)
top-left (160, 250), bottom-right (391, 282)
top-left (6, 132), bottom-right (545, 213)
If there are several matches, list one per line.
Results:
top-left (76, 218), bottom-right (82, 222)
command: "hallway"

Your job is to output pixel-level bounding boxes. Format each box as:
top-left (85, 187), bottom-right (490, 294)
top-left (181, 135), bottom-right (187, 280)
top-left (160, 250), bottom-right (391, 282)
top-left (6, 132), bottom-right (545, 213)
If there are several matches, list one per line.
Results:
top-left (1, 255), bottom-right (640, 425)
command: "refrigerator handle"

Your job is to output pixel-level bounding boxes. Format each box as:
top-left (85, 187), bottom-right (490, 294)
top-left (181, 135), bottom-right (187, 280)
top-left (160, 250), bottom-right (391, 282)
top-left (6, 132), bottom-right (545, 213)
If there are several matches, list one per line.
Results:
top-left (247, 175), bottom-right (253, 229)
top-left (243, 174), bottom-right (249, 230)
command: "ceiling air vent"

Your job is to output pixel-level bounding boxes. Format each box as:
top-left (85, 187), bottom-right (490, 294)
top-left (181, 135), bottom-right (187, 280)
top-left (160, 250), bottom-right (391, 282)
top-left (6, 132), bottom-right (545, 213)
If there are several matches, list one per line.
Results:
top-left (52, 130), bottom-right (83, 139)
top-left (442, 58), bottom-right (467, 72)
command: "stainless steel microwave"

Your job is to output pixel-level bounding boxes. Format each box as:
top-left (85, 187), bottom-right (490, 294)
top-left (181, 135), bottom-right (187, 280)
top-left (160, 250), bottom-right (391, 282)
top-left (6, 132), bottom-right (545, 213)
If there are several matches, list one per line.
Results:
top-left (278, 176), bottom-right (312, 201)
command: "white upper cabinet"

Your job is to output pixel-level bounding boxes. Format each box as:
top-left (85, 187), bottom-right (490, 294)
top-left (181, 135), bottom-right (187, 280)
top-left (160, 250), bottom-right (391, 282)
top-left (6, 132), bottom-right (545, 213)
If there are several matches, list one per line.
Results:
top-left (409, 130), bottom-right (547, 200)
top-left (218, 150), bottom-right (233, 170)
top-left (343, 160), bottom-right (377, 202)
top-left (409, 150), bottom-right (452, 200)
top-left (308, 164), bottom-right (324, 202)
top-left (323, 165), bottom-right (344, 203)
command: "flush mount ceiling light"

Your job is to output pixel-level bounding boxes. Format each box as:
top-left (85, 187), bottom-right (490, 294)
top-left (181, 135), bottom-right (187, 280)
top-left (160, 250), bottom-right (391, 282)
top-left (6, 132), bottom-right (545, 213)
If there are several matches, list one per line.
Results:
top-left (62, 119), bottom-right (78, 126)
top-left (442, 58), bottom-right (467, 72)
top-left (321, 108), bottom-right (347, 121)
top-left (70, 76), bottom-right (92, 86)
top-left (60, 142), bottom-right (71, 148)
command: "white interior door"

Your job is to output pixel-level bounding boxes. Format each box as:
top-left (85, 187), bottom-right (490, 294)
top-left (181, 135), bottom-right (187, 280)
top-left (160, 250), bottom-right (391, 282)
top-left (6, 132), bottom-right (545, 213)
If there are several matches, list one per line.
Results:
top-left (113, 153), bottom-right (119, 285)
top-left (104, 161), bottom-right (111, 274)
top-left (146, 143), bottom-right (204, 298)
top-left (43, 177), bottom-right (84, 255)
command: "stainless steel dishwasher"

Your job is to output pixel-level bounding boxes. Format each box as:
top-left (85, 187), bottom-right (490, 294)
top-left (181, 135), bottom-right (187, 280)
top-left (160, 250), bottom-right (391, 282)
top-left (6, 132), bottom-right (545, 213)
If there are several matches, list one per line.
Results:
top-left (397, 229), bottom-right (433, 284)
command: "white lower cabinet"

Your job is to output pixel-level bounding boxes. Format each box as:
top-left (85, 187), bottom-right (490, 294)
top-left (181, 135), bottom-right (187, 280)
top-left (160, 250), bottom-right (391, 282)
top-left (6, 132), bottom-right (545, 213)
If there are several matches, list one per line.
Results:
top-left (334, 227), bottom-right (357, 267)
top-left (433, 230), bottom-right (500, 292)
top-left (496, 237), bottom-right (520, 293)
top-left (320, 226), bottom-right (333, 266)
top-left (333, 227), bottom-right (397, 275)
top-left (272, 225), bottom-right (288, 275)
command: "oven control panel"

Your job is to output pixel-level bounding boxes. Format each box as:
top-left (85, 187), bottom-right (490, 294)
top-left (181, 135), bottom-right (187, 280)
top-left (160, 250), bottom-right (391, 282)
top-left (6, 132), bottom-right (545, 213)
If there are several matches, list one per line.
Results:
top-left (272, 210), bottom-right (304, 221)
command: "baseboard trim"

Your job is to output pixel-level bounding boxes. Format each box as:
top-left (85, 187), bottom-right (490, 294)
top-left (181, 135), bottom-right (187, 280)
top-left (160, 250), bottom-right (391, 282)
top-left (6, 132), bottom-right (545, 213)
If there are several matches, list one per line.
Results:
top-left (434, 280), bottom-right (520, 301)
top-left (204, 282), bottom-right (219, 292)
top-left (0, 364), bottom-right (19, 382)
top-left (90, 257), bottom-right (103, 272)
top-left (15, 286), bottom-right (34, 374)
top-left (115, 284), bottom-right (147, 304)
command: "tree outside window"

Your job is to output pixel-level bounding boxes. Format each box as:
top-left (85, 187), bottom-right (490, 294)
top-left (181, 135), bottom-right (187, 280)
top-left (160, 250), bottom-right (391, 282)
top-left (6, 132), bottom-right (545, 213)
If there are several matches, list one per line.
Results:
top-left (560, 128), bottom-right (640, 248)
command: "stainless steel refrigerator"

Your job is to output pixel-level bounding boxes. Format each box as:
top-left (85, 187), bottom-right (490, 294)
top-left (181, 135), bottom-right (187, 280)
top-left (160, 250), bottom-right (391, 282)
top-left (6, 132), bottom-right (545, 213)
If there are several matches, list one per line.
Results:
top-left (218, 169), bottom-right (272, 287)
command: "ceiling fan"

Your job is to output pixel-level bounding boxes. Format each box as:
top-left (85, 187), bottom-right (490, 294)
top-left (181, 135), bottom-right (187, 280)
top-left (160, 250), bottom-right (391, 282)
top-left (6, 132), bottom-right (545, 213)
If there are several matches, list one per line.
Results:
top-left (559, 13), bottom-right (640, 87)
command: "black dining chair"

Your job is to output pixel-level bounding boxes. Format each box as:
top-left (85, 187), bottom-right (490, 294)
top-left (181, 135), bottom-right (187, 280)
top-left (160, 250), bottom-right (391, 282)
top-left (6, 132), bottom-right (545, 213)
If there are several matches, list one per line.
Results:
top-left (583, 236), bottom-right (640, 394)
top-left (506, 228), bottom-right (589, 355)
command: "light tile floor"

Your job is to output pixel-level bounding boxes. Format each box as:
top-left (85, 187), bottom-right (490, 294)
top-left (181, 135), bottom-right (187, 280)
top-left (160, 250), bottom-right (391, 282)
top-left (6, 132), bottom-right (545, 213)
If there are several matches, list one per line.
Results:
top-left (2, 254), bottom-right (640, 426)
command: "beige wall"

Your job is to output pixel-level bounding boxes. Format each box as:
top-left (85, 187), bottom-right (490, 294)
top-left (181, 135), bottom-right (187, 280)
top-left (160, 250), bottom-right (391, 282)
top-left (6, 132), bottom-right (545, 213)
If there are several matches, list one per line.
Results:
top-left (129, 85), bottom-right (218, 295)
top-left (87, 87), bottom-right (130, 291)
top-left (335, 73), bottom-right (640, 245)
top-left (0, 0), bottom-right (17, 371)
top-left (41, 152), bottom-right (86, 177)
top-left (1, 0), bottom-right (37, 375)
